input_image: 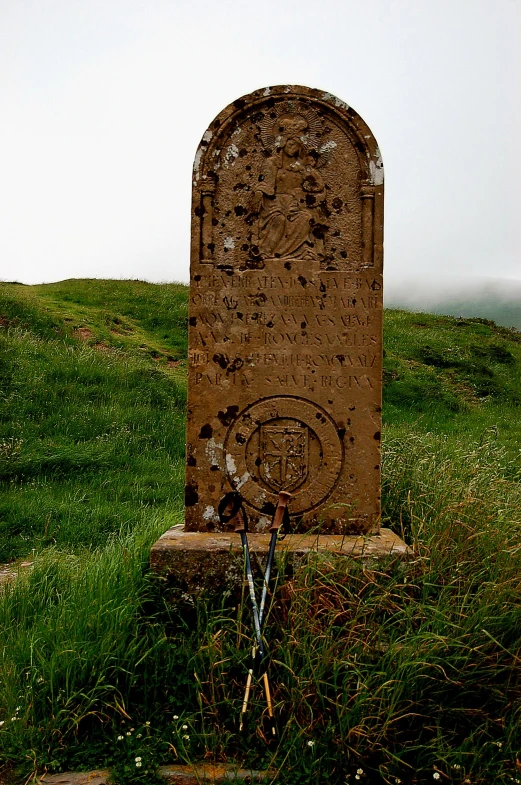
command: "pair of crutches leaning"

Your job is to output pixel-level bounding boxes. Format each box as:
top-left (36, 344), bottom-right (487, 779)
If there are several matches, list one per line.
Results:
top-left (218, 489), bottom-right (292, 737)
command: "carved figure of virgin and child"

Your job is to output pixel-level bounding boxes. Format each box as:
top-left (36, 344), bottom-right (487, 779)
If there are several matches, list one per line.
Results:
top-left (251, 112), bottom-right (327, 262)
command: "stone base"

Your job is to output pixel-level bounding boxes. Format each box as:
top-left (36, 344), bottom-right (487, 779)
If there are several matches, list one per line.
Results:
top-left (37, 764), bottom-right (271, 784)
top-left (150, 526), bottom-right (409, 600)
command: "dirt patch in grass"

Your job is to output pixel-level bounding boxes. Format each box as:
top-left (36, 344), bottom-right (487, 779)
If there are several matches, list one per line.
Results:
top-left (93, 342), bottom-right (114, 354)
top-left (73, 327), bottom-right (93, 341)
top-left (0, 560), bottom-right (34, 588)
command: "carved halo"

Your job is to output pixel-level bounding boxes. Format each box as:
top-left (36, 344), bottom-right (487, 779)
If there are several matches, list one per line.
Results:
top-left (259, 101), bottom-right (335, 167)
top-left (259, 102), bottom-right (322, 151)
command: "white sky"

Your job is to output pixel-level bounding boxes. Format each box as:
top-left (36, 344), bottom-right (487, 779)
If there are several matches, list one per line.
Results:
top-left (1, 0), bottom-right (520, 286)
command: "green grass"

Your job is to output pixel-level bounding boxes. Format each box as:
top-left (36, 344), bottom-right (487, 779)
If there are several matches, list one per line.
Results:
top-left (0, 280), bottom-right (187, 561)
top-left (0, 281), bottom-right (520, 784)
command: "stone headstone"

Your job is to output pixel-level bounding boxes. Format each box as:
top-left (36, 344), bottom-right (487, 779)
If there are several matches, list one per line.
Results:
top-left (185, 85), bottom-right (383, 535)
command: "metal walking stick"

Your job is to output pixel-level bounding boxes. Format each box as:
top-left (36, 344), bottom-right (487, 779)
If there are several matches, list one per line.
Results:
top-left (239, 490), bottom-right (292, 735)
top-left (258, 490), bottom-right (292, 626)
top-left (217, 492), bottom-right (273, 729)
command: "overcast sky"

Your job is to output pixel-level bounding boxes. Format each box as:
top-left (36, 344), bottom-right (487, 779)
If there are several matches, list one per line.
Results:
top-left (1, 0), bottom-right (520, 288)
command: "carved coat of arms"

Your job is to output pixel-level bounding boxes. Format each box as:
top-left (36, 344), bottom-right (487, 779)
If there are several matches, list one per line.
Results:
top-left (259, 423), bottom-right (308, 492)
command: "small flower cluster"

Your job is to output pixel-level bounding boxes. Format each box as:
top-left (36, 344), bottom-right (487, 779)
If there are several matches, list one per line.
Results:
top-left (114, 721), bottom-right (154, 775)
top-left (172, 716), bottom-right (190, 742)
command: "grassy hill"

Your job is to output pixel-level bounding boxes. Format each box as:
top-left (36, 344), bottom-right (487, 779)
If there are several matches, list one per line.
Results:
top-left (0, 280), bottom-right (188, 561)
top-left (0, 280), bottom-right (520, 784)
top-left (385, 276), bottom-right (521, 331)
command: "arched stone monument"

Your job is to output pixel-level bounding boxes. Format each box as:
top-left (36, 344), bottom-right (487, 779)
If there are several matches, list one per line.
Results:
top-left (151, 86), bottom-right (406, 591)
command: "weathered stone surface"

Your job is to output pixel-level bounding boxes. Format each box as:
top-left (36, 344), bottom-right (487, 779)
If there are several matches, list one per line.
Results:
top-left (36, 766), bottom-right (271, 785)
top-left (151, 527), bottom-right (409, 600)
top-left (159, 764), bottom-right (272, 783)
top-left (37, 773), bottom-right (110, 785)
top-left (186, 85), bottom-right (384, 535)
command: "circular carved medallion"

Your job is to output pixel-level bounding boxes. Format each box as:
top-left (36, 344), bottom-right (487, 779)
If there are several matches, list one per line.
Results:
top-left (223, 395), bottom-right (343, 515)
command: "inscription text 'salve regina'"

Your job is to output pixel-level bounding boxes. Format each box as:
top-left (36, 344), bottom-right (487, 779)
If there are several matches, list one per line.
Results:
top-left (186, 85), bottom-right (384, 535)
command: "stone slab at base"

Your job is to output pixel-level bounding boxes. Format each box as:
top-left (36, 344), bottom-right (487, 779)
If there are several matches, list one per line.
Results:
top-left (37, 764), bottom-right (272, 784)
top-left (150, 527), bottom-right (409, 599)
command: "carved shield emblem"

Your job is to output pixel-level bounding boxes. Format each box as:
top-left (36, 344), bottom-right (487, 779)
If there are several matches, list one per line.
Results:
top-left (259, 423), bottom-right (308, 492)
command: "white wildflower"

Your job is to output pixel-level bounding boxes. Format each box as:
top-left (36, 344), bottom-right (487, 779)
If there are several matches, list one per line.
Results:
top-left (126, 731), bottom-right (131, 736)
top-left (183, 734), bottom-right (190, 740)
top-left (136, 761), bottom-right (142, 768)
top-left (307, 740), bottom-right (315, 747)
top-left (173, 715), bottom-right (179, 720)
top-left (117, 735), bottom-right (124, 741)
top-left (145, 721), bottom-right (151, 726)
top-left (433, 775), bottom-right (440, 781)
top-left (0, 721), bottom-right (4, 727)
top-left (357, 770), bottom-right (364, 776)
top-left (137, 733), bottom-right (142, 738)
top-left (182, 724), bottom-right (188, 730)
top-left (135, 757), bottom-right (142, 763)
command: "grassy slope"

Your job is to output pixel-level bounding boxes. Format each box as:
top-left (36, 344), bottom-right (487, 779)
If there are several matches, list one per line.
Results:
top-left (0, 281), bottom-right (521, 784)
top-left (0, 280), bottom-right (188, 561)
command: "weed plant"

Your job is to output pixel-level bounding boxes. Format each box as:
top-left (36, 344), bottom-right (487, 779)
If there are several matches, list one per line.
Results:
top-left (0, 283), bottom-right (520, 783)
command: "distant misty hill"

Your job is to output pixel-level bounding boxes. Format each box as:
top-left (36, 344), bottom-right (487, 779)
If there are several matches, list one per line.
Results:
top-left (385, 276), bottom-right (521, 331)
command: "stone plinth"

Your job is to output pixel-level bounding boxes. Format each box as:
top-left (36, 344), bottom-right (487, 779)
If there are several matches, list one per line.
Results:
top-left (150, 527), bottom-right (409, 600)
top-left (37, 765), bottom-right (272, 785)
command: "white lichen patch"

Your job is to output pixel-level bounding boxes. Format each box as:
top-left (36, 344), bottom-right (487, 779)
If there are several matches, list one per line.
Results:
top-left (232, 126), bottom-right (242, 138)
top-left (369, 147), bottom-right (384, 185)
top-left (192, 148), bottom-right (203, 183)
top-left (322, 92), bottom-right (349, 110)
top-left (235, 471), bottom-right (250, 490)
top-left (205, 438), bottom-right (223, 466)
top-left (202, 129), bottom-right (213, 143)
top-left (203, 505), bottom-right (216, 522)
top-left (319, 140), bottom-right (337, 154)
top-left (226, 453), bottom-right (237, 475)
top-left (256, 515), bottom-right (271, 532)
top-left (263, 87), bottom-right (271, 96)
top-left (224, 236), bottom-right (235, 250)
top-left (223, 144), bottom-right (239, 168)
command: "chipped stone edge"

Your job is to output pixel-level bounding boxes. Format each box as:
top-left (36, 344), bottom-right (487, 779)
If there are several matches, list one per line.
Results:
top-left (151, 528), bottom-right (410, 562)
